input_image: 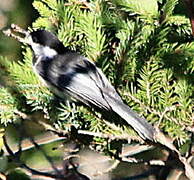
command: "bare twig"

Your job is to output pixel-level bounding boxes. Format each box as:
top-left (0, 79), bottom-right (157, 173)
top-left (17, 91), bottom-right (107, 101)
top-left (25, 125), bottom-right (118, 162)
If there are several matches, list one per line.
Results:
top-left (10, 24), bottom-right (29, 35)
top-left (38, 118), bottom-right (141, 141)
top-left (3, 24), bottom-right (29, 43)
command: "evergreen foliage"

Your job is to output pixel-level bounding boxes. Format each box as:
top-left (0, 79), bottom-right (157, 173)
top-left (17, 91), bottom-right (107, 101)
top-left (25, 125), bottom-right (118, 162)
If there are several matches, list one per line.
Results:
top-left (0, 0), bottom-right (194, 152)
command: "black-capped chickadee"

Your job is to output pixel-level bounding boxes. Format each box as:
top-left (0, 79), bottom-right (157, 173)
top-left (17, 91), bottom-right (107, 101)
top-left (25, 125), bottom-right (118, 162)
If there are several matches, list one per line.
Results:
top-left (4, 24), bottom-right (155, 141)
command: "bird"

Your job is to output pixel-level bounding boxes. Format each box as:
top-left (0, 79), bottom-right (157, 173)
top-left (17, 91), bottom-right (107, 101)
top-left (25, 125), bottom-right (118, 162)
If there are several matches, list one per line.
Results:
top-left (4, 24), bottom-right (155, 141)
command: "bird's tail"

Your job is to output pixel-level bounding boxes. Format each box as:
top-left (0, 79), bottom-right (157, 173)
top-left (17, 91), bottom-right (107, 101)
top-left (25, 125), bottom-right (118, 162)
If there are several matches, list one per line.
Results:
top-left (108, 97), bottom-right (155, 141)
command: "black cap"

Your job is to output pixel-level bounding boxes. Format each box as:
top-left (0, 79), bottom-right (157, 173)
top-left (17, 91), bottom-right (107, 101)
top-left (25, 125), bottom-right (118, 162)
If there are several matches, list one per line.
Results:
top-left (30, 30), bottom-right (66, 54)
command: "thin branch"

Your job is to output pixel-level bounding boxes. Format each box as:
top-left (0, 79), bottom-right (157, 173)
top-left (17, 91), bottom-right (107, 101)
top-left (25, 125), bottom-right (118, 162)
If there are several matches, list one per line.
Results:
top-left (21, 163), bottom-right (61, 179)
top-left (38, 118), bottom-right (142, 142)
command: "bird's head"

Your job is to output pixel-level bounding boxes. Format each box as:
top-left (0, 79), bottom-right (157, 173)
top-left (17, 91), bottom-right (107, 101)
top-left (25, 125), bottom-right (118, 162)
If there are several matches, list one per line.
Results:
top-left (3, 24), bottom-right (66, 58)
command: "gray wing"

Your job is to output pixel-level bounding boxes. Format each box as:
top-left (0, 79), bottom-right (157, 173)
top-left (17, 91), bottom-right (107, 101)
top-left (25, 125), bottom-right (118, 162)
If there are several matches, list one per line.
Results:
top-left (58, 57), bottom-right (122, 110)
top-left (60, 59), bottom-right (155, 140)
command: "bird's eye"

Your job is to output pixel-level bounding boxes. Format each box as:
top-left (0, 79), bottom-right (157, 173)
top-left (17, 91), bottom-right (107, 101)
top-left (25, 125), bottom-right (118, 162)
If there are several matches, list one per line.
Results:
top-left (32, 36), bottom-right (39, 43)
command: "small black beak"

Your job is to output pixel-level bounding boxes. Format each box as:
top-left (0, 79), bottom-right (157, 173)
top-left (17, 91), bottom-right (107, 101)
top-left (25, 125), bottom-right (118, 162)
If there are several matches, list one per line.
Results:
top-left (3, 24), bottom-right (30, 44)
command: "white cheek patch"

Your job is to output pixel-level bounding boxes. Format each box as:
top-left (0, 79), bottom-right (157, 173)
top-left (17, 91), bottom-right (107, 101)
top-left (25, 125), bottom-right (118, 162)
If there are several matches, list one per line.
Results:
top-left (31, 43), bottom-right (57, 58)
top-left (26, 36), bottom-right (57, 59)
